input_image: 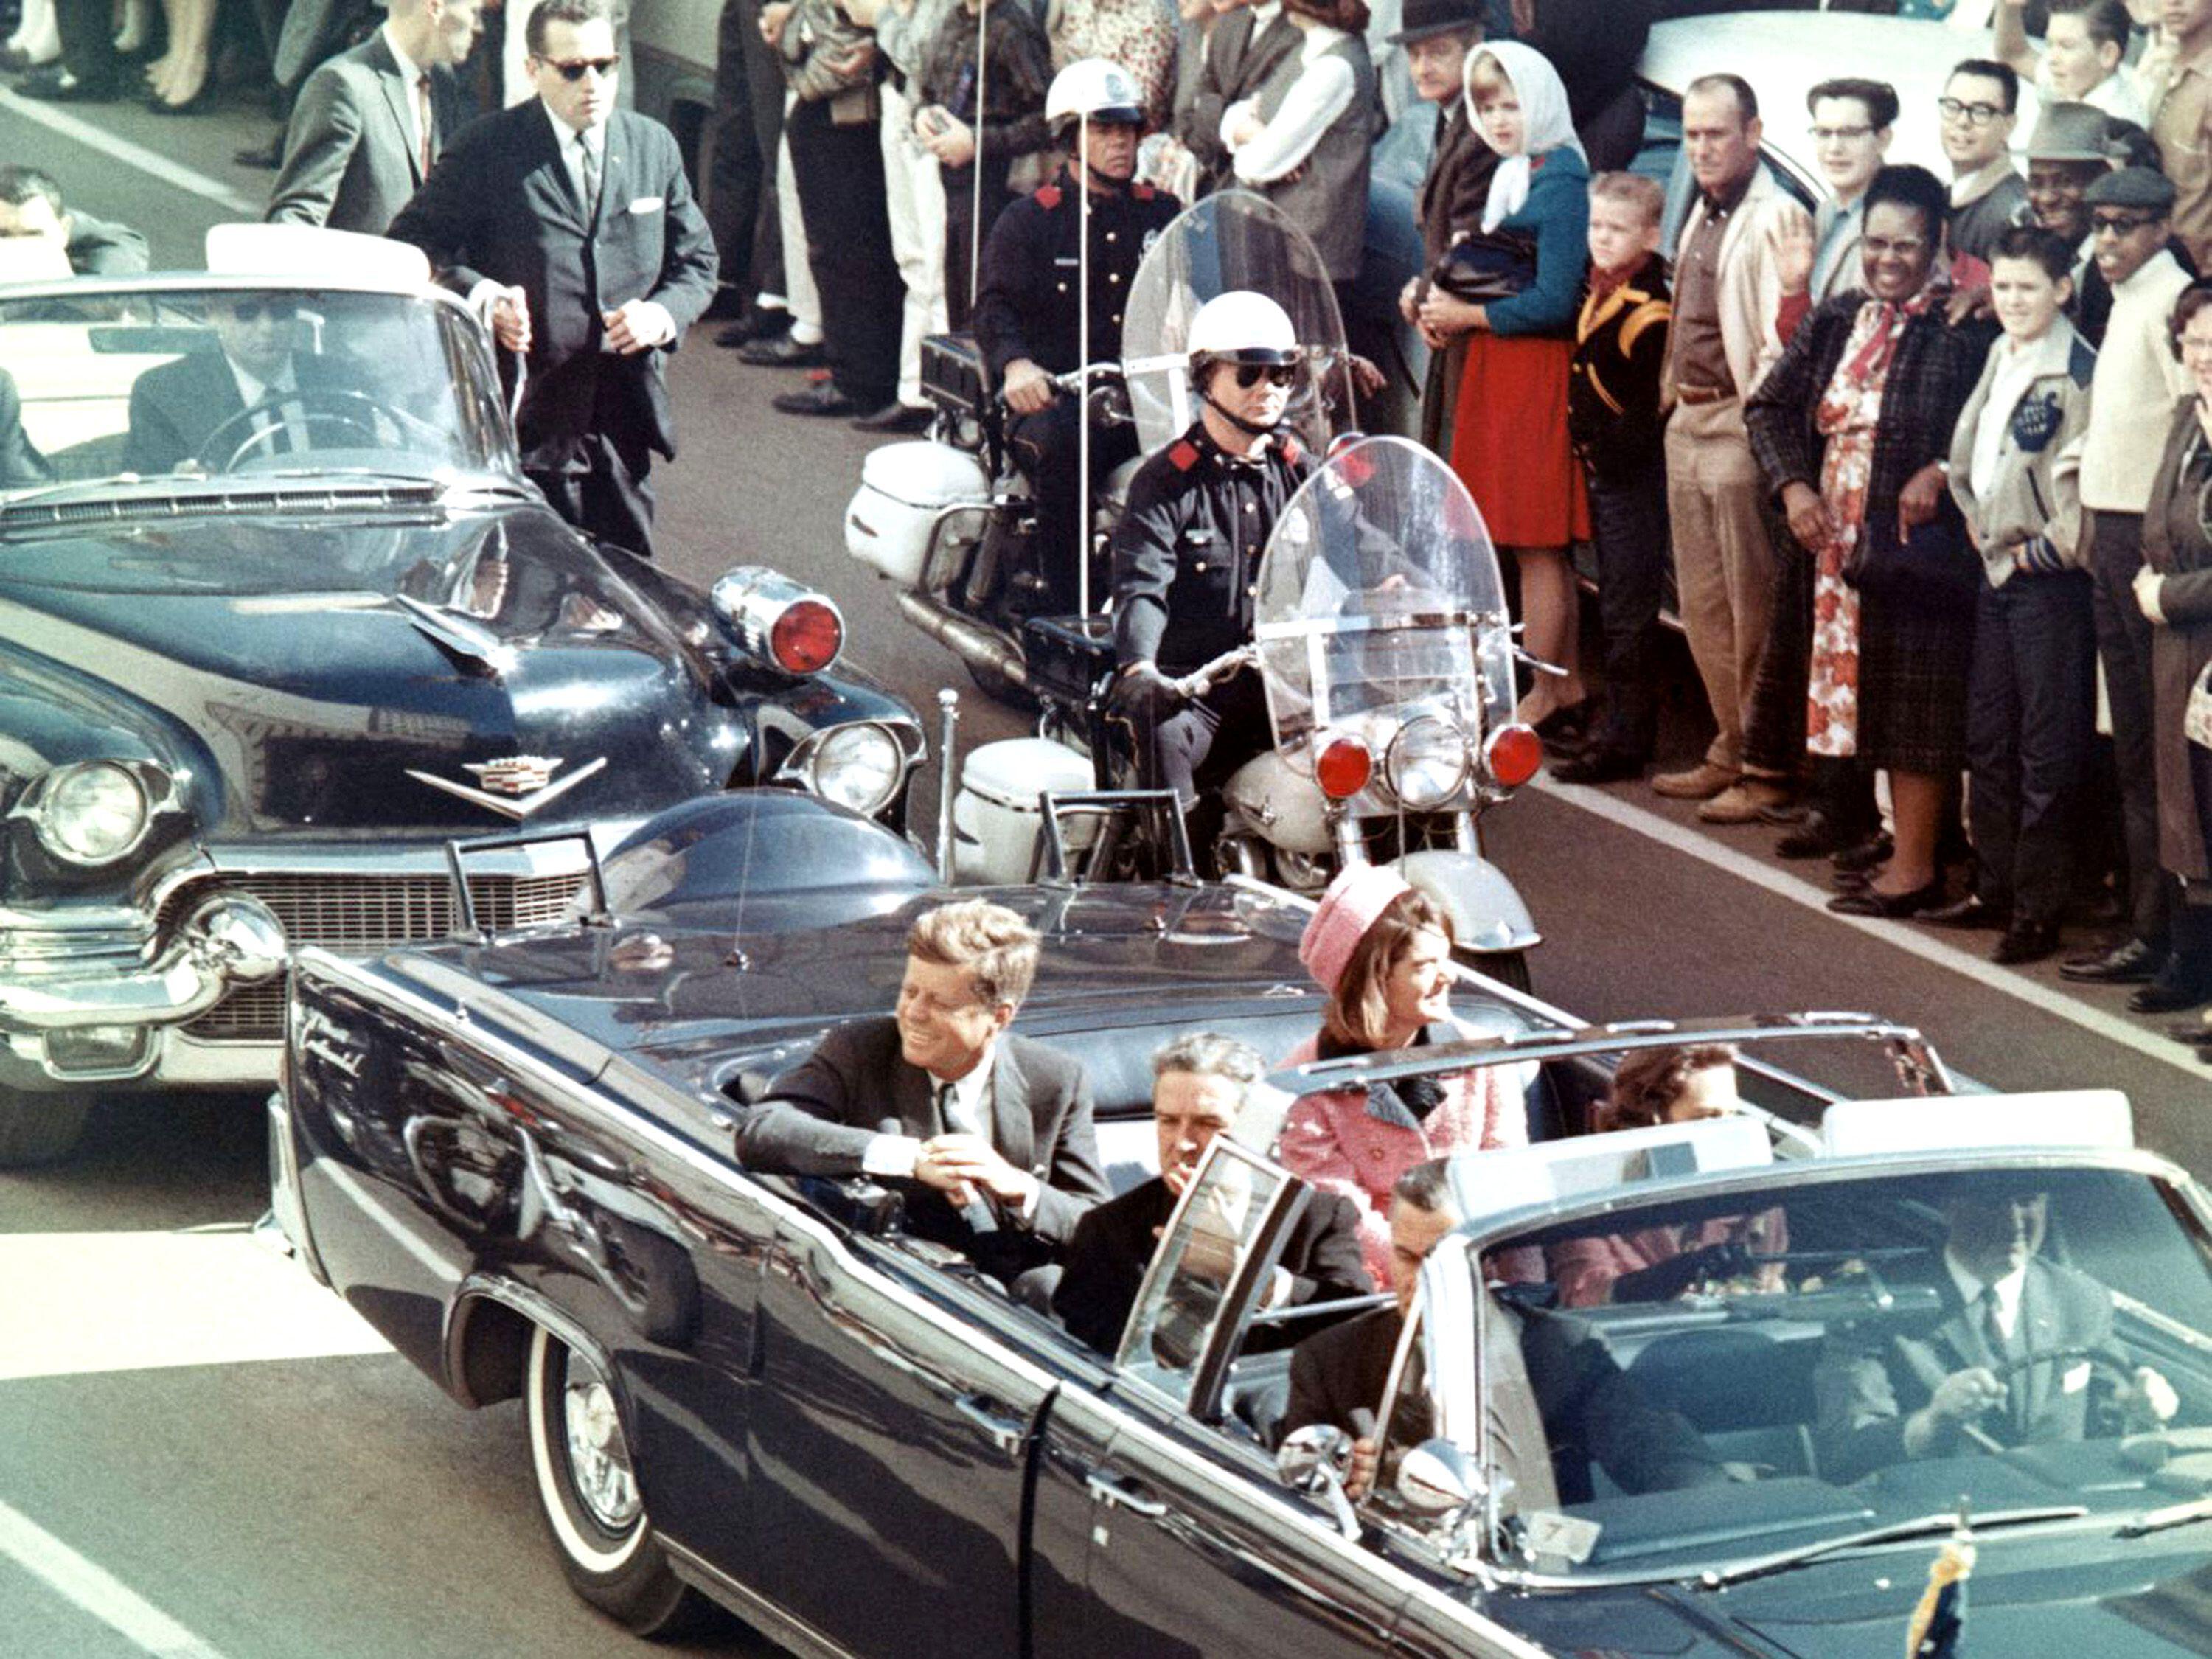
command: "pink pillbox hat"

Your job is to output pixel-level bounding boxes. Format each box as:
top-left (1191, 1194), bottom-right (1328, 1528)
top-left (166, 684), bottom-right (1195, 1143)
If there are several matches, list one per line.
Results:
top-left (1298, 864), bottom-right (1416, 994)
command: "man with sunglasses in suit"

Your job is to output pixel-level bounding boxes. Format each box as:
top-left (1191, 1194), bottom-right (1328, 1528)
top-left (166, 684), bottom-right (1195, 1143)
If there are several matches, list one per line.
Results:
top-left (387, 0), bottom-right (717, 559)
top-left (1110, 291), bottom-right (1315, 869)
top-left (125, 293), bottom-right (359, 476)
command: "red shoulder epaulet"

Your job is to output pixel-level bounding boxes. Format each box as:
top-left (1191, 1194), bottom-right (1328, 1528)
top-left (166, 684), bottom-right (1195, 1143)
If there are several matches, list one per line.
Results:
top-left (1034, 184), bottom-right (1063, 210)
top-left (1132, 181), bottom-right (1155, 201)
top-left (1168, 439), bottom-right (1201, 472)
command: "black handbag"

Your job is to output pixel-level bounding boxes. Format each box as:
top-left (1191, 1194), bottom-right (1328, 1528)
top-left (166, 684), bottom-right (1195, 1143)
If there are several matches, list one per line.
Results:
top-left (1842, 508), bottom-right (1979, 597)
top-left (1427, 230), bottom-right (1538, 304)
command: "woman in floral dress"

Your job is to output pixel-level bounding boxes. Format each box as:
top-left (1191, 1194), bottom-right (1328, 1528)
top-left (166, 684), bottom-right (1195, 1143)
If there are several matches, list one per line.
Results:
top-left (1747, 164), bottom-right (1997, 918)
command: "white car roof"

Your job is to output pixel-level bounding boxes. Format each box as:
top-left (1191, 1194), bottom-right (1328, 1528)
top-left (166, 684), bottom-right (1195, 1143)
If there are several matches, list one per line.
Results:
top-left (1641, 11), bottom-right (2045, 199)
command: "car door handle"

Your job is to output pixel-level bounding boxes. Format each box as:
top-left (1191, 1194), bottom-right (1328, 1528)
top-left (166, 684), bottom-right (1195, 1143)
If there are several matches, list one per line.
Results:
top-left (953, 1392), bottom-right (1027, 1455)
top-left (1084, 1470), bottom-right (1169, 1518)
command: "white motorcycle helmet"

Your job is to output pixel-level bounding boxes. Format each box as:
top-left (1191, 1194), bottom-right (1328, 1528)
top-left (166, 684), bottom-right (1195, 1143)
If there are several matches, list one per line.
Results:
top-left (1044, 58), bottom-right (1146, 134)
top-left (1186, 291), bottom-right (1300, 385)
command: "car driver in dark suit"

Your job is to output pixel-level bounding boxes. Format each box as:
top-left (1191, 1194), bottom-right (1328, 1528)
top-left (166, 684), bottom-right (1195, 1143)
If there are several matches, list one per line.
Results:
top-left (1284, 1161), bottom-right (1725, 1503)
top-left (737, 898), bottom-right (1110, 1278)
top-left (1814, 1183), bottom-right (2180, 1484)
top-left (125, 294), bottom-right (347, 476)
top-left (385, 0), bottom-right (718, 560)
top-left (1053, 1031), bottom-right (1371, 1355)
top-left (265, 0), bottom-right (482, 235)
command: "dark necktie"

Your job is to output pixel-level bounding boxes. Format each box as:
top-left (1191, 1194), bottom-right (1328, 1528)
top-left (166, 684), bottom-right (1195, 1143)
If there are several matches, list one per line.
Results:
top-left (415, 73), bottom-right (434, 177)
top-left (577, 135), bottom-right (600, 220)
top-left (1980, 1284), bottom-right (2012, 1366)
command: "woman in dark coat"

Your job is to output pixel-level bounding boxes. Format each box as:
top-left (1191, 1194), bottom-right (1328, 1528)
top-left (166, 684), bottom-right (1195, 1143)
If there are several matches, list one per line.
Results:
top-left (1747, 164), bottom-right (1997, 918)
top-left (2130, 282), bottom-right (2212, 1012)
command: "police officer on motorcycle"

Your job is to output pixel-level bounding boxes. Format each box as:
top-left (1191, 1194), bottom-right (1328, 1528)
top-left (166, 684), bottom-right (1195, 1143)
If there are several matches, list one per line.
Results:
top-left (1110, 291), bottom-right (1315, 866)
top-left (971, 58), bottom-right (1181, 616)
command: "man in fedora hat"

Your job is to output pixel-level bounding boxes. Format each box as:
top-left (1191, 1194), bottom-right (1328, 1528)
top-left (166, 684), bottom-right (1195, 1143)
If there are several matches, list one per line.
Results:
top-left (1392, 0), bottom-right (1490, 455)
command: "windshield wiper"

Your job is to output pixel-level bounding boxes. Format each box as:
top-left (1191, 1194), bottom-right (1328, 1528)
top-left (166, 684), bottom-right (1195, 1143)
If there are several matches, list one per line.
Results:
top-left (2118, 1496), bottom-right (2212, 1539)
top-left (1694, 1506), bottom-right (2087, 1590)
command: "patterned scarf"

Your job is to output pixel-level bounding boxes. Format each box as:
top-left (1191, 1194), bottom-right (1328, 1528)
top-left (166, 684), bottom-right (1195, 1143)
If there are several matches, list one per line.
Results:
top-left (1837, 284), bottom-right (1943, 396)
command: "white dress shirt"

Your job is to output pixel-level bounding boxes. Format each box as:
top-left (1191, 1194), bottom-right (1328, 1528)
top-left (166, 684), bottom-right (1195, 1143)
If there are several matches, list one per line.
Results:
top-left (382, 24), bottom-right (431, 166)
top-left (1944, 1248), bottom-right (2027, 1345)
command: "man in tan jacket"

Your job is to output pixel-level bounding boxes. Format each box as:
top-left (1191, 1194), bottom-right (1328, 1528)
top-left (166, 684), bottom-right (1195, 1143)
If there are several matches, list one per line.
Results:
top-left (1655, 73), bottom-right (1811, 821)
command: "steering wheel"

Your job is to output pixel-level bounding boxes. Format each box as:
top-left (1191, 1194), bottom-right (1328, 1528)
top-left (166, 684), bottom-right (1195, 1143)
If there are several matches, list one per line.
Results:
top-left (1985, 1346), bottom-right (2174, 1439)
top-left (195, 387), bottom-right (436, 472)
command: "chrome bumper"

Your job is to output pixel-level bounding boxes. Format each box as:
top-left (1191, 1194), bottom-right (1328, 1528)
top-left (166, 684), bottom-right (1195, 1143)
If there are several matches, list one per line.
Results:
top-left (0, 895), bottom-right (286, 1051)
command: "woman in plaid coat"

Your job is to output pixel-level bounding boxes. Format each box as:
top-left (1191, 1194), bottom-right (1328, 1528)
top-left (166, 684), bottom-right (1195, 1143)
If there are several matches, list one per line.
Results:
top-left (1747, 164), bottom-right (1997, 919)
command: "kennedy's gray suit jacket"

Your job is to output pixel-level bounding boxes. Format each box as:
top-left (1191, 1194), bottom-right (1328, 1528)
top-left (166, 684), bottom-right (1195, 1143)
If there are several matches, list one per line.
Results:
top-left (268, 32), bottom-right (472, 234)
top-left (736, 1017), bottom-right (1108, 1247)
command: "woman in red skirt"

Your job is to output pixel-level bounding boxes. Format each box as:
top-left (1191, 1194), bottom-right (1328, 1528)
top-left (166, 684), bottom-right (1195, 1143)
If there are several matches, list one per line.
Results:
top-left (1415, 39), bottom-right (1591, 734)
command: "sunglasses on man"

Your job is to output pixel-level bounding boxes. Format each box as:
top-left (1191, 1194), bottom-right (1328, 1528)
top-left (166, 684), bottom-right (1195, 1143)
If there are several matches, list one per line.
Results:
top-left (540, 55), bottom-right (619, 80)
top-left (1231, 364), bottom-right (1297, 389)
top-left (226, 299), bottom-right (299, 323)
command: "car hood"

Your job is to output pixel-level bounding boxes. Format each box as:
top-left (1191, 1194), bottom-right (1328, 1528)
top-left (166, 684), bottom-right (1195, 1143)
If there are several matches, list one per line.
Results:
top-left (0, 504), bottom-right (737, 835)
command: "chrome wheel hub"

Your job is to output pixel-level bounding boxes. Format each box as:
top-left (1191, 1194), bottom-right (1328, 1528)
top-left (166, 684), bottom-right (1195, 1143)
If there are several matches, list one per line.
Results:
top-left (562, 1374), bottom-right (642, 1534)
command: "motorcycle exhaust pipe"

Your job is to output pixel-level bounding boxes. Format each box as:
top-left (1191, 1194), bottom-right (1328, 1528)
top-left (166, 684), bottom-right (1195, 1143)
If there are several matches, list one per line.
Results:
top-left (894, 591), bottom-right (1030, 690)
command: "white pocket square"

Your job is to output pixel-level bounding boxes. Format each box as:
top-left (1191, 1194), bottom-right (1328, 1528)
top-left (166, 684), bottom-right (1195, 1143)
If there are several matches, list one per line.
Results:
top-left (628, 195), bottom-right (664, 214)
top-left (2062, 1360), bottom-right (2092, 1394)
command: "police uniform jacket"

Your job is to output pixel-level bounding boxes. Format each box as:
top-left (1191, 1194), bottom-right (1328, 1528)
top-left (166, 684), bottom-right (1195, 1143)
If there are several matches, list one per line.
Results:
top-left (1111, 420), bottom-right (1312, 673)
top-left (387, 102), bottom-right (718, 472)
top-left (971, 167), bottom-right (1181, 383)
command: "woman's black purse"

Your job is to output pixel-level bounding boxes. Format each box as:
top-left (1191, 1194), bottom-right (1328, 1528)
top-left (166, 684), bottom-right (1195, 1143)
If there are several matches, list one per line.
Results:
top-left (1426, 229), bottom-right (1538, 304)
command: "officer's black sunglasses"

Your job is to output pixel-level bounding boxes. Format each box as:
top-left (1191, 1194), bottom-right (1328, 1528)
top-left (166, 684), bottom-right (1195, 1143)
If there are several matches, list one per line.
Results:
top-left (1233, 364), bottom-right (1297, 389)
top-left (541, 55), bottom-right (620, 80)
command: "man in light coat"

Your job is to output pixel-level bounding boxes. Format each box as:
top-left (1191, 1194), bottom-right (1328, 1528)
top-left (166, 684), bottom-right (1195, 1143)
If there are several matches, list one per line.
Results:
top-left (1654, 73), bottom-right (1811, 824)
top-left (267, 0), bottom-right (481, 234)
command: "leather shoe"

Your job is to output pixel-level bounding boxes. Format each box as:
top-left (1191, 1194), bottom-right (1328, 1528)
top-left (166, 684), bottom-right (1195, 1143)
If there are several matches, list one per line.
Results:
top-left (1699, 779), bottom-right (1793, 824)
top-left (234, 136), bottom-right (283, 168)
top-left (1992, 918), bottom-right (2062, 965)
top-left (16, 63), bottom-right (115, 98)
top-left (2130, 957), bottom-right (2212, 1013)
top-left (715, 309), bottom-right (789, 349)
top-left (1532, 703), bottom-right (1590, 755)
top-left (1551, 745), bottom-right (1646, 785)
top-left (2059, 936), bottom-right (2160, 984)
top-left (1776, 810), bottom-right (1848, 860)
top-left (1832, 832), bottom-right (1894, 874)
top-left (1921, 894), bottom-right (2009, 931)
top-left (740, 333), bottom-right (827, 368)
top-left (773, 380), bottom-right (858, 417)
top-left (852, 402), bottom-right (934, 435)
top-left (1829, 878), bottom-right (1947, 919)
top-left (1651, 761), bottom-right (1738, 801)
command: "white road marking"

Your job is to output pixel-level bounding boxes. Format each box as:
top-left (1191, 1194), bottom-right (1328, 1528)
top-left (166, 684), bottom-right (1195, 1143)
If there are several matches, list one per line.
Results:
top-left (0, 1228), bottom-right (389, 1382)
top-left (1534, 775), bottom-right (2212, 1084)
top-left (0, 1498), bottom-right (231, 1658)
top-left (0, 88), bottom-right (260, 216)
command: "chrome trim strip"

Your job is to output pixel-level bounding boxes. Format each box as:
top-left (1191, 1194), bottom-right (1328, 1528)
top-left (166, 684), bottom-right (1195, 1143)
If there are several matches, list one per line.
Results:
top-left (659, 1540), bottom-right (860, 1659)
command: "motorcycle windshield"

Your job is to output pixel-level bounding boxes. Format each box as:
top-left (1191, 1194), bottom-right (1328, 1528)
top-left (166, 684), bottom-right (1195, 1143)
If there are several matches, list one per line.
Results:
top-left (1121, 190), bottom-right (1352, 458)
top-left (1253, 437), bottom-right (1513, 778)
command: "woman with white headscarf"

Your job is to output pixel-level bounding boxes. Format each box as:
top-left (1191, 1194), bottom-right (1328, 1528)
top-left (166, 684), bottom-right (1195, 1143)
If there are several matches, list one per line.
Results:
top-left (1416, 38), bottom-right (1592, 736)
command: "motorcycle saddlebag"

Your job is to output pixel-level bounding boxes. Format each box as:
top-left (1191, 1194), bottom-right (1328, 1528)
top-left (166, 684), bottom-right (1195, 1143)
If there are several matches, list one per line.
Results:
top-left (1022, 612), bottom-right (1117, 708)
top-left (922, 333), bottom-right (990, 422)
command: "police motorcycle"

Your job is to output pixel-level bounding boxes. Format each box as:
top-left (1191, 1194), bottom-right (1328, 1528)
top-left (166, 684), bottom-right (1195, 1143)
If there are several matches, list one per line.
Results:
top-left (844, 57), bottom-right (1171, 702)
top-left (942, 366), bottom-right (1541, 982)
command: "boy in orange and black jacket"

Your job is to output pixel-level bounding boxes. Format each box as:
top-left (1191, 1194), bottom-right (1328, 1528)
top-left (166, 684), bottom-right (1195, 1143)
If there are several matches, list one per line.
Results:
top-left (1555, 170), bottom-right (1672, 784)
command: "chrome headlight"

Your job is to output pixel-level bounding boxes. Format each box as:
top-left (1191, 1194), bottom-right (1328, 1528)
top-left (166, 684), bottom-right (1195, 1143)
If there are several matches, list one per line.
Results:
top-left (29, 762), bottom-right (156, 866)
top-left (798, 723), bottom-right (904, 817)
top-left (1384, 714), bottom-right (1470, 811)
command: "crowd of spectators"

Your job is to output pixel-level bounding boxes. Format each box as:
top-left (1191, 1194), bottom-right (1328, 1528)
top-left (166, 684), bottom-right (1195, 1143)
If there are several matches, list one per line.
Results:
top-left (15, 0), bottom-right (2212, 1023)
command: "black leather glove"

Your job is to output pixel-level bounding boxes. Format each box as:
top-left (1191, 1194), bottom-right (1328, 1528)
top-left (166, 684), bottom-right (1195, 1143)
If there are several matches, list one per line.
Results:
top-left (1610, 1239), bottom-right (1753, 1305)
top-left (1110, 659), bottom-right (1180, 723)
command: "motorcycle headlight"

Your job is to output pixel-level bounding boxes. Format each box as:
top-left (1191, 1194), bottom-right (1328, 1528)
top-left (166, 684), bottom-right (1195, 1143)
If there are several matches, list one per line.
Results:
top-left (1384, 714), bottom-right (1470, 811)
top-left (799, 723), bottom-right (904, 817)
top-left (30, 761), bottom-right (154, 866)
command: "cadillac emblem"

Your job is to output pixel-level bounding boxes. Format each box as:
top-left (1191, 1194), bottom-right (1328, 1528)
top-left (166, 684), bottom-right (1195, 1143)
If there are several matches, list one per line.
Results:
top-left (405, 754), bottom-right (608, 819)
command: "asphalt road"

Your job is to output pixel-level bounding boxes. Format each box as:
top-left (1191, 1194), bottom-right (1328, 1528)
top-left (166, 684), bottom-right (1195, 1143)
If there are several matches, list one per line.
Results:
top-left (4, 83), bottom-right (2212, 1659)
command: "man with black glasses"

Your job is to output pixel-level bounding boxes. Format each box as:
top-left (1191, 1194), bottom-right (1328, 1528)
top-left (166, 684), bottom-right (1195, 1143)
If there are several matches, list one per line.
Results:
top-left (1940, 58), bottom-right (2033, 276)
top-left (388, 0), bottom-right (717, 559)
top-left (125, 294), bottom-right (353, 476)
top-left (1110, 291), bottom-right (1315, 863)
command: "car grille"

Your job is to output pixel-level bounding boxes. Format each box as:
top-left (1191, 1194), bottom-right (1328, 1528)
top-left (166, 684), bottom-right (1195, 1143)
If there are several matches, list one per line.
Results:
top-left (162, 870), bottom-right (589, 1042)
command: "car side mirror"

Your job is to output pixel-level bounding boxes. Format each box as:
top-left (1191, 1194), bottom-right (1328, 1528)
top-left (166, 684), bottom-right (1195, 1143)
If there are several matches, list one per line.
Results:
top-left (1276, 1425), bottom-right (1360, 1540)
top-left (1396, 1437), bottom-right (1482, 1519)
